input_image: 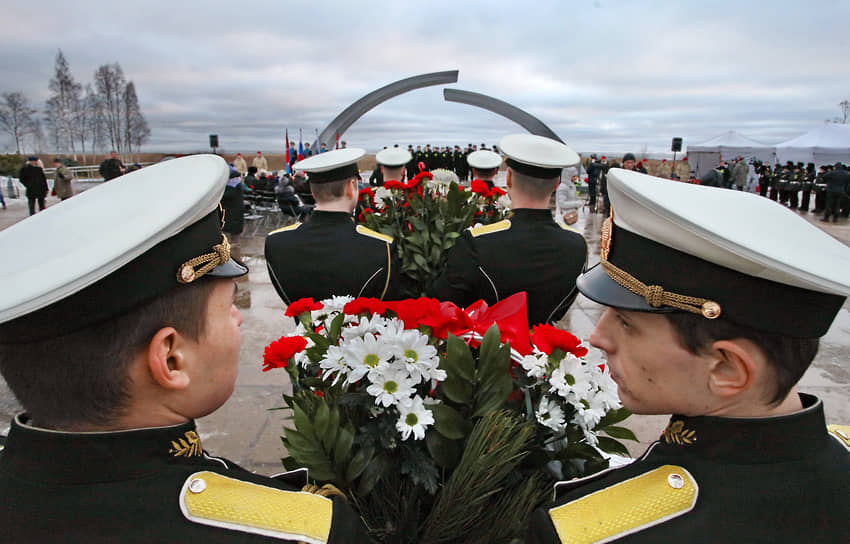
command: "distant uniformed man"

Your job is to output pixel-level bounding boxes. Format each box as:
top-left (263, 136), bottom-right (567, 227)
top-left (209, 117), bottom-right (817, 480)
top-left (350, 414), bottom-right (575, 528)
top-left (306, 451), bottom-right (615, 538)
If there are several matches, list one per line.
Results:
top-left (526, 168), bottom-right (850, 543)
top-left (406, 145), bottom-right (417, 180)
top-left (252, 150), bottom-right (269, 172)
top-left (0, 156), bottom-right (368, 542)
top-left (376, 146), bottom-right (412, 186)
top-left (466, 148), bottom-right (503, 191)
top-left (429, 134), bottom-right (587, 325)
top-left (232, 152), bottom-right (248, 175)
top-left (265, 148), bottom-right (400, 304)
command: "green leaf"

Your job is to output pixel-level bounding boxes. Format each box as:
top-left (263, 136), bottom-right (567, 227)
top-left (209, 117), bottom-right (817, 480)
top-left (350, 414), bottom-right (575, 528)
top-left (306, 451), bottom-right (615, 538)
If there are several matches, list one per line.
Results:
top-left (327, 312), bottom-right (345, 344)
top-left (425, 429), bottom-right (462, 468)
top-left (291, 403), bottom-right (315, 439)
top-left (413, 253), bottom-right (429, 269)
top-left (356, 452), bottom-right (389, 496)
top-left (431, 403), bottom-right (472, 439)
top-left (333, 425), bottom-right (355, 467)
top-left (599, 425), bottom-right (638, 442)
top-left (595, 436), bottom-right (631, 457)
top-left (472, 377), bottom-right (513, 418)
top-left (345, 445), bottom-right (374, 482)
top-left (314, 400), bottom-right (330, 438)
top-left (440, 375), bottom-right (474, 404)
top-left (596, 407), bottom-right (632, 428)
top-left (445, 333), bottom-right (475, 382)
top-left (283, 429), bottom-right (323, 457)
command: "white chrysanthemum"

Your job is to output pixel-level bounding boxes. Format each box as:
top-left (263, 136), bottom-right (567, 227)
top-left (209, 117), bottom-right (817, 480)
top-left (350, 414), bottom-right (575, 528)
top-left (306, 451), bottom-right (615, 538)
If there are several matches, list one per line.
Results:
top-left (519, 354), bottom-right (548, 380)
top-left (366, 368), bottom-right (416, 408)
top-left (536, 396), bottom-right (566, 432)
top-left (498, 194), bottom-right (512, 209)
top-left (318, 345), bottom-right (347, 385)
top-left (589, 366), bottom-right (621, 412)
top-left (549, 355), bottom-right (593, 402)
top-left (571, 397), bottom-right (606, 430)
top-left (373, 186), bottom-right (393, 208)
top-left (396, 396), bottom-right (435, 440)
top-left (313, 295), bottom-right (354, 321)
top-left (392, 329), bottom-right (443, 383)
top-left (341, 315), bottom-right (391, 341)
top-left (343, 333), bottom-right (394, 383)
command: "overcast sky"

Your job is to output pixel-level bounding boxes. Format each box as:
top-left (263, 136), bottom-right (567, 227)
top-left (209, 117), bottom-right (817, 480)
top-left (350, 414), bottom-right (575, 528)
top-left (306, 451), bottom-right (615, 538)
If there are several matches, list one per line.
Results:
top-left (2, 0), bottom-right (849, 155)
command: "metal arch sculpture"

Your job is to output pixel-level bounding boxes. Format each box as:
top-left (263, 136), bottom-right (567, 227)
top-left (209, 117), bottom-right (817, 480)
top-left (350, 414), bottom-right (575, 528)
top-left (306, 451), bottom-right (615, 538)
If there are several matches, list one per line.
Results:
top-left (443, 88), bottom-right (564, 143)
top-left (315, 70), bottom-right (459, 150)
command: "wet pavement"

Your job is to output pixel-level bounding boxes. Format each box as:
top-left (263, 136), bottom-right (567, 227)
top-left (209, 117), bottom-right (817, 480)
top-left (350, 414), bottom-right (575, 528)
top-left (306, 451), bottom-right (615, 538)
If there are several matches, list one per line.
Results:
top-left (1, 181), bottom-right (849, 472)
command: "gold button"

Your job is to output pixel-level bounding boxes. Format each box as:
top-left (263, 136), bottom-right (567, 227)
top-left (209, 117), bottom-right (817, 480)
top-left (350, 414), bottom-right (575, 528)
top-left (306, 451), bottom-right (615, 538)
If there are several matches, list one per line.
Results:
top-left (188, 478), bottom-right (207, 494)
top-left (701, 301), bottom-right (721, 319)
top-left (667, 473), bottom-right (685, 489)
top-left (180, 265), bottom-right (196, 283)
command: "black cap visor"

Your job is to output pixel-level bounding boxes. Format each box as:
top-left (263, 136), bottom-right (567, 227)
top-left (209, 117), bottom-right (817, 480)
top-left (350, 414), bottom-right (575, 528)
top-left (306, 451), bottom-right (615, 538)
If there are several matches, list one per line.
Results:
top-left (577, 263), bottom-right (677, 314)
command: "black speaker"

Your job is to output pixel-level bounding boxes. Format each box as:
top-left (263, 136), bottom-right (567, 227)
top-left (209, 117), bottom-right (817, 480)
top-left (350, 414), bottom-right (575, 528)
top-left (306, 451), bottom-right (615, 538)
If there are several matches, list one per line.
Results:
top-left (209, 134), bottom-right (219, 148)
top-left (671, 137), bottom-right (682, 152)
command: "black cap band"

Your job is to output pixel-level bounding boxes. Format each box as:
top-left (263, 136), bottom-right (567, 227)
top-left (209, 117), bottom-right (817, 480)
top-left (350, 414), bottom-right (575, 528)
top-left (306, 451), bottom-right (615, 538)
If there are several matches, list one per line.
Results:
top-left (0, 211), bottom-right (245, 344)
top-left (306, 164), bottom-right (360, 184)
top-left (506, 158), bottom-right (561, 179)
top-left (582, 222), bottom-right (844, 338)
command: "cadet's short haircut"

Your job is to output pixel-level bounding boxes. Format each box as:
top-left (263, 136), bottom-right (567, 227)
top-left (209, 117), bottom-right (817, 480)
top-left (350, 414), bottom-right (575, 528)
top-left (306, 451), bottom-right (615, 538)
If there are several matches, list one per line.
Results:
top-left (310, 178), bottom-right (351, 201)
top-left (510, 169), bottom-right (559, 200)
top-left (472, 167), bottom-right (498, 178)
top-left (664, 312), bottom-right (818, 405)
top-left (0, 280), bottom-right (216, 429)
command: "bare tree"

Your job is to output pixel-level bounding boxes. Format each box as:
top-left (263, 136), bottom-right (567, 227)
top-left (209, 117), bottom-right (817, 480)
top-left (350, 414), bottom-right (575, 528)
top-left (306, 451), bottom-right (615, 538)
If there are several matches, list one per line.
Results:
top-left (94, 63), bottom-right (126, 153)
top-left (45, 50), bottom-right (82, 157)
top-left (0, 91), bottom-right (38, 154)
top-left (839, 100), bottom-right (849, 124)
top-left (122, 82), bottom-right (149, 157)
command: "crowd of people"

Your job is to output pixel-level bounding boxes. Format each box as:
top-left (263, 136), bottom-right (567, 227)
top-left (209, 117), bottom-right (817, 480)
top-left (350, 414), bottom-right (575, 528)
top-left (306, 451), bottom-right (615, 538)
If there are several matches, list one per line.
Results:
top-left (0, 133), bottom-right (847, 542)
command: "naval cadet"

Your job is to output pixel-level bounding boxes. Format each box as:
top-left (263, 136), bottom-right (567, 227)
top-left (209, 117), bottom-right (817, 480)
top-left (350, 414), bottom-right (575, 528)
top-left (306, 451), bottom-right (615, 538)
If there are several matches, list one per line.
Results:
top-left (265, 148), bottom-right (400, 305)
top-left (466, 148), bottom-right (503, 191)
top-left (0, 155), bottom-right (369, 542)
top-left (526, 168), bottom-right (850, 543)
top-left (428, 134), bottom-right (588, 326)
top-left (375, 146), bottom-right (412, 186)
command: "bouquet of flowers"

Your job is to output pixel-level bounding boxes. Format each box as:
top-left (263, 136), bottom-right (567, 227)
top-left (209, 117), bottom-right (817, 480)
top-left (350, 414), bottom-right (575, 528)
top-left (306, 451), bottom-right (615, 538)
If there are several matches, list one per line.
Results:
top-left (357, 169), bottom-right (511, 298)
top-left (263, 293), bottom-right (635, 543)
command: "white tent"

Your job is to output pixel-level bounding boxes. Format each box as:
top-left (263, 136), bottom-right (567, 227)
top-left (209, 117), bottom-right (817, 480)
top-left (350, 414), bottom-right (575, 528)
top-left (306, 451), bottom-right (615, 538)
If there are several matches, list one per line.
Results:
top-left (687, 131), bottom-right (776, 178)
top-left (774, 124), bottom-right (850, 168)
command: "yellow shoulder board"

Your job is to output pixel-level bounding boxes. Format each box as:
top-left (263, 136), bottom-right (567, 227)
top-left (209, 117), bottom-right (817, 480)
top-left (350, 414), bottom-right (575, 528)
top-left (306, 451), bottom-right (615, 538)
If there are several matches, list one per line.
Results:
top-left (180, 471), bottom-right (332, 544)
top-left (356, 224), bottom-right (393, 243)
top-left (269, 223), bottom-right (302, 235)
top-left (828, 424), bottom-right (850, 450)
top-left (557, 222), bottom-right (581, 234)
top-left (548, 465), bottom-right (698, 544)
top-left (469, 219), bottom-right (511, 237)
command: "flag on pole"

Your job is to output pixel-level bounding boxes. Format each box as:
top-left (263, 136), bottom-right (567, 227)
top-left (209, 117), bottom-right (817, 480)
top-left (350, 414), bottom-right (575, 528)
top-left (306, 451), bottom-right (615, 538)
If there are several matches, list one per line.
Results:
top-left (298, 129), bottom-right (304, 161)
top-left (335, 131), bottom-right (339, 150)
top-left (285, 129), bottom-right (291, 175)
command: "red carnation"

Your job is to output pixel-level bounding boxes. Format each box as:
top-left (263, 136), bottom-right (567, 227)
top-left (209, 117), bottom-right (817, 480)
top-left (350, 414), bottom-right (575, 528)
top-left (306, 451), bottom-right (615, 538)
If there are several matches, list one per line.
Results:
top-left (262, 336), bottom-right (308, 371)
top-left (470, 179), bottom-right (491, 196)
top-left (344, 297), bottom-right (386, 316)
top-left (358, 187), bottom-right (374, 199)
top-left (383, 180), bottom-right (406, 190)
top-left (285, 298), bottom-right (324, 317)
top-left (385, 297), bottom-right (441, 329)
top-left (490, 186), bottom-right (506, 197)
top-left (531, 324), bottom-right (588, 357)
top-left (406, 171), bottom-right (432, 190)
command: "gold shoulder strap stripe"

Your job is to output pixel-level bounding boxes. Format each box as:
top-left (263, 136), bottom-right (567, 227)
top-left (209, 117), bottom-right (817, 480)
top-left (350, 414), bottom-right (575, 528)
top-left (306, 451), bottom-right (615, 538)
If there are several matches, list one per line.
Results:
top-left (269, 223), bottom-right (302, 235)
top-left (356, 224), bottom-right (394, 243)
top-left (469, 219), bottom-right (511, 237)
top-left (828, 424), bottom-right (850, 450)
top-left (548, 465), bottom-right (698, 544)
top-left (180, 471), bottom-right (332, 544)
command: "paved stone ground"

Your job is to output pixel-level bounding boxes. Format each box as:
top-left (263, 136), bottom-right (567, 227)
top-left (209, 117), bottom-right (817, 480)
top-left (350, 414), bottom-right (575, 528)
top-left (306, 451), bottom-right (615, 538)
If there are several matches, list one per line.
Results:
top-left (1, 181), bottom-right (849, 473)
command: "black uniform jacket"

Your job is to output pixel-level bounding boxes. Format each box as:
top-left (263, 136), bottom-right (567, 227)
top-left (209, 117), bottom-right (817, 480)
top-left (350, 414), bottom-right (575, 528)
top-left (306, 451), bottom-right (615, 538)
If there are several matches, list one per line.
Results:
top-left (265, 210), bottom-right (399, 304)
top-left (526, 394), bottom-right (850, 543)
top-left (428, 208), bottom-right (587, 325)
top-left (0, 415), bottom-right (368, 543)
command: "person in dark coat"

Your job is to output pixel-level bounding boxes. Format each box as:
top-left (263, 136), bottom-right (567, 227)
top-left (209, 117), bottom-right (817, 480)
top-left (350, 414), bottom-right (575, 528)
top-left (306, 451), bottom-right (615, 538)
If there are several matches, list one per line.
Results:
top-left (526, 168), bottom-right (850, 544)
top-left (220, 167), bottom-right (245, 236)
top-left (0, 156), bottom-right (369, 543)
top-left (822, 162), bottom-right (850, 222)
top-left (265, 148), bottom-right (401, 305)
top-left (429, 134), bottom-right (587, 325)
top-left (18, 155), bottom-right (48, 215)
top-left (98, 150), bottom-right (125, 181)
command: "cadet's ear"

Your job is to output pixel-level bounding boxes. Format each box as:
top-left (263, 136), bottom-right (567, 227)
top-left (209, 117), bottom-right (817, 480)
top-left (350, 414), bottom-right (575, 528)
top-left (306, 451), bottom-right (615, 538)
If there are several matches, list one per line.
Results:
top-left (506, 168), bottom-right (513, 189)
top-left (145, 326), bottom-right (191, 391)
top-left (706, 339), bottom-right (759, 398)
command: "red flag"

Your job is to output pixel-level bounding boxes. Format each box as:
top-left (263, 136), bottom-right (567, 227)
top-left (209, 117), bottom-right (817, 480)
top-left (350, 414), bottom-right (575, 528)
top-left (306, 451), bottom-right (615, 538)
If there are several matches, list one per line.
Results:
top-left (285, 129), bottom-right (290, 174)
top-left (335, 131), bottom-right (339, 149)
